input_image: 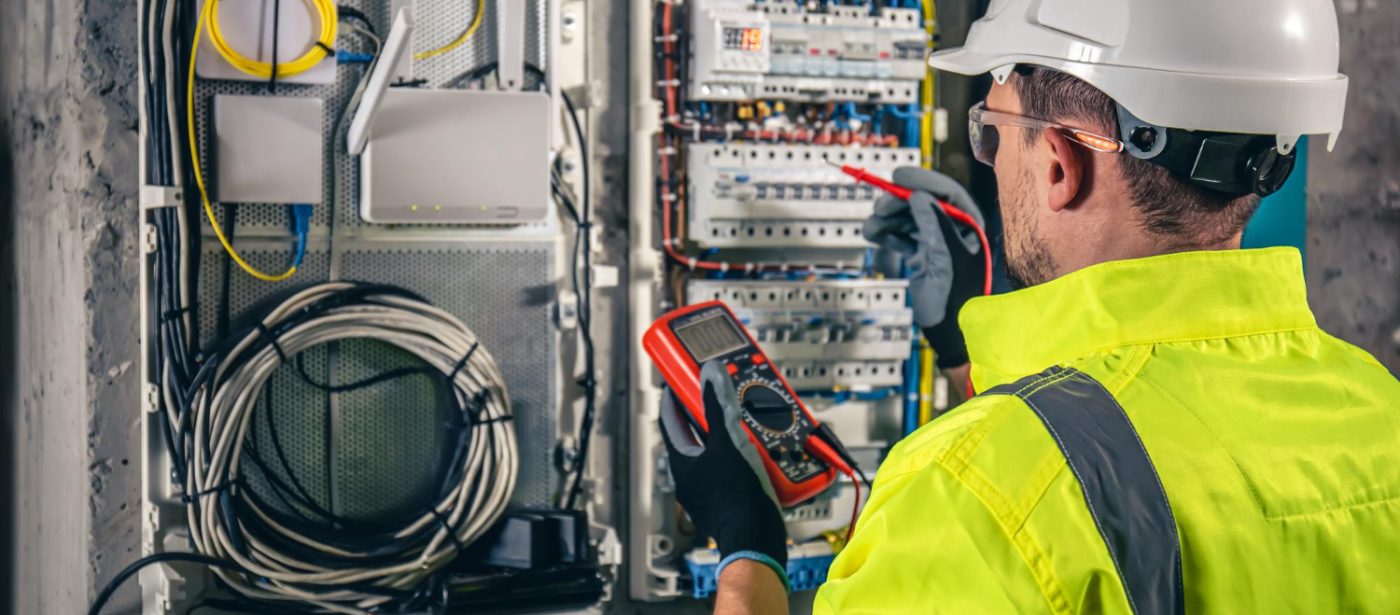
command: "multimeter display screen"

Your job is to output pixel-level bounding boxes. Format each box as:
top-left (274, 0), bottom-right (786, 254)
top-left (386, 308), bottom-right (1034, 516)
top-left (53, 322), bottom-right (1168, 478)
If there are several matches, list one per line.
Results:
top-left (674, 312), bottom-right (749, 362)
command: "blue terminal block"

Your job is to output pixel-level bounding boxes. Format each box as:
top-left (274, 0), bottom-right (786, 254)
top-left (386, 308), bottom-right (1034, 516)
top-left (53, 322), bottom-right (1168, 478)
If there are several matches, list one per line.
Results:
top-left (684, 540), bottom-right (838, 598)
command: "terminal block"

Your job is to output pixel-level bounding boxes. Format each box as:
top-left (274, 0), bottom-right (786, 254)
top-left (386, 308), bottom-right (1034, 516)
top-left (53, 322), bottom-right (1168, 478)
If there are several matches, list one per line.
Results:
top-left (684, 540), bottom-right (838, 598)
top-left (687, 143), bottom-right (920, 248)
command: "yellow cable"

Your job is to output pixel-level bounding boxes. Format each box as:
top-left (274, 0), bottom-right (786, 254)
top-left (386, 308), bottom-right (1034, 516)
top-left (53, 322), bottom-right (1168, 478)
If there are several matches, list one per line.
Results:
top-left (205, 0), bottom-right (337, 80)
top-left (920, 0), bottom-right (937, 169)
top-left (918, 341), bottom-right (935, 425)
top-left (188, 12), bottom-right (298, 282)
top-left (413, 0), bottom-right (486, 61)
top-left (919, 1), bottom-right (940, 424)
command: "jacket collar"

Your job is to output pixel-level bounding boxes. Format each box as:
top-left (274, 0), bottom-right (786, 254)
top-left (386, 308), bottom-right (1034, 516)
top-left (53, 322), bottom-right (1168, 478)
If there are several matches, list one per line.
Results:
top-left (961, 248), bottom-right (1317, 391)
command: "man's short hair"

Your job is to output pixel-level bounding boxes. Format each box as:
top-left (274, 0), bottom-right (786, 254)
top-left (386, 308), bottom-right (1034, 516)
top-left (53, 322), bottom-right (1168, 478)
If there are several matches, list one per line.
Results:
top-left (1012, 66), bottom-right (1260, 246)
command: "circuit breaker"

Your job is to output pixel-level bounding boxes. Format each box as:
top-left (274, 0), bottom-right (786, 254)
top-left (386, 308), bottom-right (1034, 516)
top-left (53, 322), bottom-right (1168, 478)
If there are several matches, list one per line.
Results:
top-left (687, 143), bottom-right (920, 248)
top-left (690, 0), bottom-right (925, 102)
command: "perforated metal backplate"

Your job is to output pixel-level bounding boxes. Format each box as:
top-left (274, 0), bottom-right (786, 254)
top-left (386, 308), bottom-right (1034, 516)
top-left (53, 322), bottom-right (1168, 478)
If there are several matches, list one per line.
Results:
top-left (339, 245), bottom-right (558, 507)
top-left (198, 243), bottom-right (557, 519)
top-left (192, 0), bottom-right (549, 235)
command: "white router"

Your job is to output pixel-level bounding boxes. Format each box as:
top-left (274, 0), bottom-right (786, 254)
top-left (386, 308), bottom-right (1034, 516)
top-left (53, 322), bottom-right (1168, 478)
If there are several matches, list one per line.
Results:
top-left (347, 5), bottom-right (551, 224)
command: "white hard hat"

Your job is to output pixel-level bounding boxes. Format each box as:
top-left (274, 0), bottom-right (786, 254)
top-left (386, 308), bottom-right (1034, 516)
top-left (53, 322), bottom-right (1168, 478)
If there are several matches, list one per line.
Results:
top-left (929, 0), bottom-right (1350, 152)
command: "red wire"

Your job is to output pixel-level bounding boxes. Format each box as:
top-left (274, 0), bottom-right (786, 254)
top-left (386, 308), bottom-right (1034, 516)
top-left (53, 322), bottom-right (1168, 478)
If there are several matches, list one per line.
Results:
top-left (842, 467), bottom-right (860, 545)
top-left (936, 201), bottom-right (994, 297)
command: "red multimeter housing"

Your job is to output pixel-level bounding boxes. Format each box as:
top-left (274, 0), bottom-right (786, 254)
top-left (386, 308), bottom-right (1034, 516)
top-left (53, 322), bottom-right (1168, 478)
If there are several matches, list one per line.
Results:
top-left (644, 301), bottom-right (841, 507)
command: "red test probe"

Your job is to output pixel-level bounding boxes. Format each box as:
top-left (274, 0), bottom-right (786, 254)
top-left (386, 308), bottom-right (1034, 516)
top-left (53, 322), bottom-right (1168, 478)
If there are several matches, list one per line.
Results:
top-left (829, 161), bottom-right (993, 296)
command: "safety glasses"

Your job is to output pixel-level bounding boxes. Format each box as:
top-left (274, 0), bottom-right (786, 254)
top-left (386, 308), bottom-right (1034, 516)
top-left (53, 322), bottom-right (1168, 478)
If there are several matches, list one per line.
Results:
top-left (968, 101), bottom-right (1125, 167)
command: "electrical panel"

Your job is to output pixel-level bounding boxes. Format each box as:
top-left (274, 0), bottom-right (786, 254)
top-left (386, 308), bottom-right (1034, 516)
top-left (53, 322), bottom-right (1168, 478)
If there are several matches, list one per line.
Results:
top-left (632, 0), bottom-right (941, 605)
top-left (136, 1), bottom-right (619, 614)
top-left (690, 0), bottom-right (925, 103)
top-left (687, 143), bottom-right (920, 248)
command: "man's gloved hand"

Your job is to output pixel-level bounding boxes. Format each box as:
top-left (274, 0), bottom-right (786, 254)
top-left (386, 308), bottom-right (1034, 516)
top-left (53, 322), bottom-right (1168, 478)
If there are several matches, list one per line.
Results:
top-left (659, 361), bottom-right (789, 587)
top-left (862, 167), bottom-right (987, 369)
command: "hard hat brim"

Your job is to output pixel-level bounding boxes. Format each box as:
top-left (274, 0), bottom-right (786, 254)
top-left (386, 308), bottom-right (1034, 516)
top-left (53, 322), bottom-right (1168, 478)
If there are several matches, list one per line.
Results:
top-left (928, 46), bottom-right (1349, 150)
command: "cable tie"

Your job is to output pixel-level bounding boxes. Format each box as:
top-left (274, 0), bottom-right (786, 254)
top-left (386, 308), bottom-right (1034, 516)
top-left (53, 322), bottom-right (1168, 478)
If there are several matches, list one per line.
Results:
top-left (315, 41), bottom-right (334, 54)
top-left (160, 306), bottom-right (193, 322)
top-left (428, 508), bottom-right (467, 554)
top-left (254, 322), bottom-right (289, 364)
top-left (686, 257), bottom-right (698, 270)
top-left (744, 263), bottom-right (756, 273)
top-left (446, 341), bottom-right (481, 382)
top-left (779, 263), bottom-right (791, 272)
top-left (476, 414), bottom-right (514, 426)
top-left (180, 476), bottom-right (240, 503)
top-left (719, 262), bottom-right (731, 273)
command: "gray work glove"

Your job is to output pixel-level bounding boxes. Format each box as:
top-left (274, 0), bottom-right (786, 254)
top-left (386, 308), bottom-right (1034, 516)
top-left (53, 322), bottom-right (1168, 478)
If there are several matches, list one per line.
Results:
top-left (659, 361), bottom-right (789, 581)
top-left (863, 167), bottom-right (987, 368)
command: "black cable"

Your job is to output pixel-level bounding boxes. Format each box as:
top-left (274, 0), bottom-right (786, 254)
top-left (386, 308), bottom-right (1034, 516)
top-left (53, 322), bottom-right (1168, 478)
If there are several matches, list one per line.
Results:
top-left (560, 90), bottom-right (596, 510)
top-left (217, 203), bottom-right (238, 340)
top-left (88, 552), bottom-right (243, 615)
top-left (336, 5), bottom-right (376, 35)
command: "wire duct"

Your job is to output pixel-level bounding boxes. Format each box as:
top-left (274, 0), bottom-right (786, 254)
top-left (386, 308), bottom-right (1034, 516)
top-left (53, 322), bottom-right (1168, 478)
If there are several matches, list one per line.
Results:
top-left (182, 282), bottom-right (517, 614)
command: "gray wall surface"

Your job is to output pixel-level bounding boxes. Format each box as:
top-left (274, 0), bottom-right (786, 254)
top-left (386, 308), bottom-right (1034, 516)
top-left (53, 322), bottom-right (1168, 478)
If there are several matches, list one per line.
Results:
top-left (1, 0), bottom-right (143, 613)
top-left (1308, 0), bottom-right (1400, 374)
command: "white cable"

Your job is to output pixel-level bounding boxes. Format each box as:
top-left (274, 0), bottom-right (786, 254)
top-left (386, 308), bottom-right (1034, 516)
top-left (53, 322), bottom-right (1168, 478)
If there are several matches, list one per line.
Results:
top-left (183, 283), bottom-right (518, 613)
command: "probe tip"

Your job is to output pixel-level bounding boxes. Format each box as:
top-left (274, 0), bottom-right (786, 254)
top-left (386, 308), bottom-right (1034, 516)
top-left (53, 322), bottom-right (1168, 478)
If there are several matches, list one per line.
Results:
top-left (823, 159), bottom-right (844, 169)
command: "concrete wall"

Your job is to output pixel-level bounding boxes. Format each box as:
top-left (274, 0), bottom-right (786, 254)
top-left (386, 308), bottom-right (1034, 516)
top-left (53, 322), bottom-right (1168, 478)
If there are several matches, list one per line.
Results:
top-left (1308, 0), bottom-right (1400, 374)
top-left (1, 0), bottom-right (143, 613)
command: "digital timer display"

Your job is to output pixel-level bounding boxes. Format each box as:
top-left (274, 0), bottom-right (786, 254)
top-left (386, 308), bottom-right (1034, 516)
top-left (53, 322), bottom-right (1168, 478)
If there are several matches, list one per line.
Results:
top-left (722, 26), bottom-right (764, 52)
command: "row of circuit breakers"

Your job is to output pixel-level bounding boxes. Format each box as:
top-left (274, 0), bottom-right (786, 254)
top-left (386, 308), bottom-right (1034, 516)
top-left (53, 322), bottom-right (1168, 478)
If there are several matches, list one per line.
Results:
top-left (693, 2), bottom-right (925, 102)
top-left (681, 1), bottom-right (923, 393)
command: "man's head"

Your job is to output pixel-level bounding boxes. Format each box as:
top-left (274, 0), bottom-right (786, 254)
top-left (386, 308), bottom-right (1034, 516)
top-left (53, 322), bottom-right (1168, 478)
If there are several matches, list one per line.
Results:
top-left (986, 67), bottom-right (1263, 288)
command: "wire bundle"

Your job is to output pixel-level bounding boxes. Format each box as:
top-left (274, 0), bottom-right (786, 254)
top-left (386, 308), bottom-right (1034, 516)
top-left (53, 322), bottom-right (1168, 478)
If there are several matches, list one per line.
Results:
top-left (183, 283), bottom-right (518, 613)
top-left (204, 0), bottom-right (338, 79)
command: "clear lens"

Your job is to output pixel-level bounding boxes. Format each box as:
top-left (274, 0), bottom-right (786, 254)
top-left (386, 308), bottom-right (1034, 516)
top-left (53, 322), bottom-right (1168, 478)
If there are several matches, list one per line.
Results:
top-left (969, 119), bottom-right (999, 167)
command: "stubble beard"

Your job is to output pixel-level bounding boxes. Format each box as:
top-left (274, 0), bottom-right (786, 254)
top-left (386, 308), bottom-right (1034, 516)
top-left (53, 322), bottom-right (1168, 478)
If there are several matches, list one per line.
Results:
top-left (1002, 166), bottom-right (1058, 290)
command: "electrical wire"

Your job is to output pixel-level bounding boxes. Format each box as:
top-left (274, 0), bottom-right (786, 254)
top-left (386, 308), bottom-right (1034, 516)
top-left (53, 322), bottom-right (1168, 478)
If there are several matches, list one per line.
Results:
top-left (89, 552), bottom-right (245, 615)
top-left (179, 283), bottom-right (517, 613)
top-left (186, 7), bottom-right (300, 282)
top-left (204, 0), bottom-right (337, 79)
top-left (556, 91), bottom-right (598, 510)
top-left (414, 0), bottom-right (486, 60)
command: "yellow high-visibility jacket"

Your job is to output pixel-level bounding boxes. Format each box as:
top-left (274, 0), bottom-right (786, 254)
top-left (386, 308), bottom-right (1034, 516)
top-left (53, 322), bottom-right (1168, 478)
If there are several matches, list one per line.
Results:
top-left (816, 248), bottom-right (1400, 614)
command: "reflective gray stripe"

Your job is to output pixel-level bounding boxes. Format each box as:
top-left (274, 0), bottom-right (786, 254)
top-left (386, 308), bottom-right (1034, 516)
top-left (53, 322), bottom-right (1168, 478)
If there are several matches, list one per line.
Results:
top-left (985, 367), bottom-right (1184, 615)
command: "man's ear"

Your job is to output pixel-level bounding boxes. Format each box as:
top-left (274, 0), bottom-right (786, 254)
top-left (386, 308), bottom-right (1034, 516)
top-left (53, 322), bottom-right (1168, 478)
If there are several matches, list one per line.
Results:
top-left (1041, 127), bottom-right (1085, 212)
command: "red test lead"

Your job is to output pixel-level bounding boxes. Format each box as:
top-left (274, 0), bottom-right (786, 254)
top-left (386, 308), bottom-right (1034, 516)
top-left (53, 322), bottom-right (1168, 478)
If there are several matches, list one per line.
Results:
top-left (828, 160), bottom-right (994, 296)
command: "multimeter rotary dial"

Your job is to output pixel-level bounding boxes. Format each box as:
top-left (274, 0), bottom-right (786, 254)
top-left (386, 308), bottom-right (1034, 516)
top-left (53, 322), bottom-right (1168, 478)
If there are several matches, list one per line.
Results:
top-left (738, 378), bottom-right (799, 435)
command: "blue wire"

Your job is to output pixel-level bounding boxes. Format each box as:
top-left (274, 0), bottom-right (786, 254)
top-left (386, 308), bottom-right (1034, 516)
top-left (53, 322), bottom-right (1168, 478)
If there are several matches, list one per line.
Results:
top-left (288, 204), bottom-right (313, 268)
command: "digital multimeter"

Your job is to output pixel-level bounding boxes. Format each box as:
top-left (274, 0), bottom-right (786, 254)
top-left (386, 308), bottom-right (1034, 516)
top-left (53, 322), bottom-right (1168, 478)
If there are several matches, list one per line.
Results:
top-left (644, 301), bottom-right (843, 507)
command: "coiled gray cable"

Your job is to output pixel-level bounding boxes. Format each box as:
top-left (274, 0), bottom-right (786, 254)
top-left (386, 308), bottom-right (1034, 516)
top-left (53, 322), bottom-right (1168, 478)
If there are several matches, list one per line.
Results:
top-left (183, 282), bottom-right (517, 614)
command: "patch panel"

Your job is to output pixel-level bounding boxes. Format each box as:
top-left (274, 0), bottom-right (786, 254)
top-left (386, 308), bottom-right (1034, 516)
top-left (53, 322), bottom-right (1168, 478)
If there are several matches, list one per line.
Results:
top-left (687, 143), bottom-right (920, 248)
top-left (690, 0), bottom-right (925, 102)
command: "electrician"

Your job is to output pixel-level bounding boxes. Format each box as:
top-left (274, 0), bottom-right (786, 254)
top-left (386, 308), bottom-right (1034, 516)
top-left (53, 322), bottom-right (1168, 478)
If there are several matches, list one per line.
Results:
top-left (659, 0), bottom-right (1400, 613)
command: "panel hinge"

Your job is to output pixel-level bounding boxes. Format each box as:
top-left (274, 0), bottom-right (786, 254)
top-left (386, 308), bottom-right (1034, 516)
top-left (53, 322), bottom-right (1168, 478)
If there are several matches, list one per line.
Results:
top-left (557, 291), bottom-right (579, 330)
top-left (144, 383), bottom-right (161, 414)
top-left (139, 185), bottom-right (184, 212)
top-left (143, 224), bottom-right (160, 254)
